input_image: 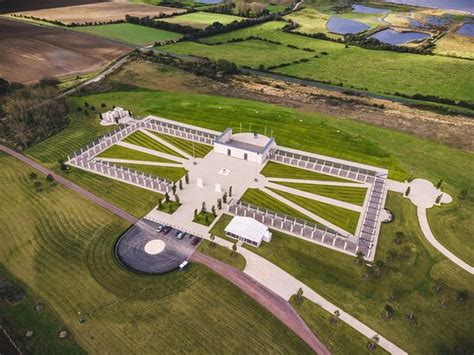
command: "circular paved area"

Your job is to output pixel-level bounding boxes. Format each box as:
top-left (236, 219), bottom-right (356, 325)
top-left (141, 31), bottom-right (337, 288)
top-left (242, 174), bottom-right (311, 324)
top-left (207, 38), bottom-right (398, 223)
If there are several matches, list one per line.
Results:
top-left (115, 220), bottom-right (197, 274)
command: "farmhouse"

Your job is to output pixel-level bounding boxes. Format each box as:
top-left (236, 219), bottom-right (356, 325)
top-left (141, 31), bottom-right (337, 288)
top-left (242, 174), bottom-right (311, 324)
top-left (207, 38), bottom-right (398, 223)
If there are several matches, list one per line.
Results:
top-left (225, 216), bottom-right (272, 247)
top-left (214, 128), bottom-right (276, 164)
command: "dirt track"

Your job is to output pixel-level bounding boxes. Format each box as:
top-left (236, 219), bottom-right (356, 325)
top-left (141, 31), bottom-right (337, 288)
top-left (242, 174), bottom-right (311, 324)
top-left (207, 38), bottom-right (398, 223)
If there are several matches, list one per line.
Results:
top-left (0, 18), bottom-right (130, 83)
top-left (191, 252), bottom-right (330, 355)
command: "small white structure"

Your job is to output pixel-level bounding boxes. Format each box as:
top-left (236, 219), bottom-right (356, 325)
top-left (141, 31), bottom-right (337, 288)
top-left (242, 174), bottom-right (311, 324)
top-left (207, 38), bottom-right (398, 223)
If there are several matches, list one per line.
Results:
top-left (214, 128), bottom-right (276, 164)
top-left (215, 183), bottom-right (222, 193)
top-left (196, 178), bottom-right (203, 188)
top-left (224, 216), bottom-right (272, 247)
top-left (100, 107), bottom-right (131, 126)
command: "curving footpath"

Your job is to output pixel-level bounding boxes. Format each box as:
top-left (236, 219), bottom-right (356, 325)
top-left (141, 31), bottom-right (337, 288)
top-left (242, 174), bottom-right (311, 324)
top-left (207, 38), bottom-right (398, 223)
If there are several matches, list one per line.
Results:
top-left (191, 252), bottom-right (330, 355)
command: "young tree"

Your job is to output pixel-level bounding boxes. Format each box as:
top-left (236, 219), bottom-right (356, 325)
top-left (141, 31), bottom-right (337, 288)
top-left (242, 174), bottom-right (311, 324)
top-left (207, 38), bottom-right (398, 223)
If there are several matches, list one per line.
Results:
top-left (295, 287), bottom-right (304, 304)
top-left (229, 186), bottom-right (232, 197)
top-left (58, 159), bottom-right (68, 171)
top-left (175, 194), bottom-right (180, 205)
top-left (355, 251), bottom-right (364, 265)
top-left (46, 174), bottom-right (54, 182)
top-left (185, 173), bottom-right (189, 184)
top-left (165, 192), bottom-right (170, 202)
top-left (194, 208), bottom-right (198, 219)
top-left (457, 290), bottom-right (469, 303)
top-left (435, 194), bottom-right (442, 204)
top-left (231, 243), bottom-right (237, 257)
top-left (29, 172), bottom-right (38, 180)
top-left (210, 235), bottom-right (215, 247)
top-left (436, 179), bottom-right (443, 189)
top-left (211, 205), bottom-right (216, 217)
top-left (330, 309), bottom-right (339, 324)
top-left (383, 304), bottom-right (394, 320)
top-left (158, 198), bottom-right (163, 210)
top-left (217, 198), bottom-right (222, 210)
top-left (172, 182), bottom-right (177, 195)
top-left (201, 201), bottom-right (207, 213)
top-left (222, 192), bottom-right (227, 204)
top-left (368, 334), bottom-right (379, 351)
top-left (405, 186), bottom-right (411, 196)
top-left (179, 180), bottom-right (183, 190)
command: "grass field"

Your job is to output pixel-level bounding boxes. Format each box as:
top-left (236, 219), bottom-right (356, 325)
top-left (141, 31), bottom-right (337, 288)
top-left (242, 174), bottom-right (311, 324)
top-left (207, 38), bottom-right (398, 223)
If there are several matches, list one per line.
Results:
top-left (161, 11), bottom-right (243, 29)
top-left (97, 144), bottom-right (176, 162)
top-left (274, 181), bottom-right (367, 206)
top-left (198, 240), bottom-right (246, 271)
top-left (123, 130), bottom-right (186, 158)
top-left (165, 21), bottom-right (474, 102)
top-left (194, 211), bottom-right (217, 226)
top-left (434, 33), bottom-right (474, 59)
top-left (157, 199), bottom-right (181, 213)
top-left (240, 188), bottom-right (317, 223)
top-left (290, 296), bottom-right (387, 355)
top-left (149, 131), bottom-right (213, 158)
top-left (262, 161), bottom-right (353, 183)
top-left (119, 163), bottom-right (187, 182)
top-left (268, 187), bottom-right (360, 234)
top-left (0, 153), bottom-right (312, 354)
top-left (161, 39), bottom-right (316, 69)
top-left (211, 193), bottom-right (474, 354)
top-left (74, 23), bottom-right (182, 45)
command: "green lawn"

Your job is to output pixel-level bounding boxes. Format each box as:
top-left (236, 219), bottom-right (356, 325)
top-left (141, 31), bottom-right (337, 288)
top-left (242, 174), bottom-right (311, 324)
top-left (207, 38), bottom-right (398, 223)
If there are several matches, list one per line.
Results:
top-left (73, 23), bottom-right (182, 45)
top-left (240, 188), bottom-right (317, 223)
top-left (262, 161), bottom-right (353, 183)
top-left (123, 130), bottom-right (186, 158)
top-left (268, 187), bottom-right (360, 234)
top-left (273, 181), bottom-right (367, 206)
top-left (193, 211), bottom-right (217, 226)
top-left (198, 239), bottom-right (246, 271)
top-left (157, 199), bottom-right (181, 214)
top-left (161, 11), bottom-right (244, 29)
top-left (97, 144), bottom-right (175, 163)
top-left (119, 163), bottom-right (186, 182)
top-left (160, 39), bottom-right (316, 69)
top-left (0, 153), bottom-right (312, 354)
top-left (211, 193), bottom-right (474, 354)
top-left (290, 296), bottom-right (387, 355)
top-left (148, 131), bottom-right (213, 158)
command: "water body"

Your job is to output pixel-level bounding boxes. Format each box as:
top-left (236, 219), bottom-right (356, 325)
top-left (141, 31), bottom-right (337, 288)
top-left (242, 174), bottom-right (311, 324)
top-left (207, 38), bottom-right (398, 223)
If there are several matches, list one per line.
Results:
top-left (194, 0), bottom-right (224, 4)
top-left (352, 4), bottom-right (390, 14)
top-left (326, 17), bottom-right (370, 34)
top-left (370, 28), bottom-right (430, 44)
top-left (457, 23), bottom-right (474, 36)
top-left (383, 0), bottom-right (474, 14)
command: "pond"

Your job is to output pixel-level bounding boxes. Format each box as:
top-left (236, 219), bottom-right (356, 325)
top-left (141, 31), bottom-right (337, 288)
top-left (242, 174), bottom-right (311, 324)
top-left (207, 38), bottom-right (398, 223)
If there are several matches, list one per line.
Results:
top-left (352, 4), bottom-right (390, 14)
top-left (383, 0), bottom-right (473, 14)
top-left (194, 0), bottom-right (224, 4)
top-left (326, 17), bottom-right (370, 35)
top-left (369, 28), bottom-right (430, 45)
top-left (457, 23), bottom-right (474, 36)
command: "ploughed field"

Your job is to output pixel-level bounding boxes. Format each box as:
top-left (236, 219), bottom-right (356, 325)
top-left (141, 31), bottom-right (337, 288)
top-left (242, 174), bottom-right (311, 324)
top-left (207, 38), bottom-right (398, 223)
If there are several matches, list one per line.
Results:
top-left (0, 18), bottom-right (130, 83)
top-left (10, 2), bottom-right (186, 24)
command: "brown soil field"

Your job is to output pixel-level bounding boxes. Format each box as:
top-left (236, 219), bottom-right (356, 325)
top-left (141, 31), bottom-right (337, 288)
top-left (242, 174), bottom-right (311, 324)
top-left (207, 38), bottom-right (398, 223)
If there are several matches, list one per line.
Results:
top-left (0, 0), bottom-right (108, 14)
top-left (11, 2), bottom-right (186, 24)
top-left (0, 18), bottom-right (130, 83)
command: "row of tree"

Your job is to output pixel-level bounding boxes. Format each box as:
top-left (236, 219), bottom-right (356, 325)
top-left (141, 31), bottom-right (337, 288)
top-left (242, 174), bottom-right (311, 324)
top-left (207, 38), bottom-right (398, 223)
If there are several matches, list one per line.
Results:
top-left (205, 0), bottom-right (269, 18)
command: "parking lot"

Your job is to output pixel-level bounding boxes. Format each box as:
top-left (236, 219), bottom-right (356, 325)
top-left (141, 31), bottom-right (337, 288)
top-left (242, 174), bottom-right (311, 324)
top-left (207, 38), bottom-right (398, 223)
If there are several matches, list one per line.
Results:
top-left (115, 219), bottom-right (201, 274)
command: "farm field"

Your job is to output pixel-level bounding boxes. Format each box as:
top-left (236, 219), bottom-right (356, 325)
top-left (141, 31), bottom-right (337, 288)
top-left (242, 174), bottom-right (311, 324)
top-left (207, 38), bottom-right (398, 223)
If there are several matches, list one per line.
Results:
top-left (211, 193), bottom-right (474, 354)
top-left (11, 2), bottom-right (185, 24)
top-left (0, 154), bottom-right (312, 354)
top-left (74, 23), bottom-right (182, 46)
top-left (262, 161), bottom-right (353, 183)
top-left (164, 21), bottom-right (474, 102)
top-left (0, 18), bottom-right (129, 83)
top-left (434, 32), bottom-right (474, 59)
top-left (268, 187), bottom-right (360, 234)
top-left (149, 131), bottom-right (213, 158)
top-left (273, 181), bottom-right (368, 206)
top-left (123, 130), bottom-right (186, 158)
top-left (161, 11), bottom-right (244, 29)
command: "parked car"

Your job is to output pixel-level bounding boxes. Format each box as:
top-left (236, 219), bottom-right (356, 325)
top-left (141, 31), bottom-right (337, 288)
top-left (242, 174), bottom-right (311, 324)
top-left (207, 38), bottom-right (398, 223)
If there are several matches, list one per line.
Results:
top-left (191, 237), bottom-right (201, 246)
top-left (176, 231), bottom-right (185, 240)
top-left (156, 224), bottom-right (164, 232)
top-left (162, 226), bottom-right (172, 235)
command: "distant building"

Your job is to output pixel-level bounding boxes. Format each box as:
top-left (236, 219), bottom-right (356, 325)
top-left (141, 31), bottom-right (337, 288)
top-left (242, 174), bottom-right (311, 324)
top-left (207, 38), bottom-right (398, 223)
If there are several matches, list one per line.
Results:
top-left (100, 107), bottom-right (130, 125)
top-left (224, 216), bottom-right (272, 247)
top-left (214, 128), bottom-right (276, 164)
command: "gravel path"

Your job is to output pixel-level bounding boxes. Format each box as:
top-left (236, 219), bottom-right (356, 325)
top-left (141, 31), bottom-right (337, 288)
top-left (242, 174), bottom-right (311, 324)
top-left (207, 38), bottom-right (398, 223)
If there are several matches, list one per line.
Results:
top-left (0, 145), bottom-right (139, 225)
top-left (191, 251), bottom-right (331, 355)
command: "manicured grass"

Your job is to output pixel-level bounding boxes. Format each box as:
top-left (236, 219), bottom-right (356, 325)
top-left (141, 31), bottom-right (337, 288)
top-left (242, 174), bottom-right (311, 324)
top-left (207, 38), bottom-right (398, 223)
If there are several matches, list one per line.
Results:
top-left (290, 295), bottom-right (388, 355)
top-left (193, 211), bottom-right (217, 226)
top-left (210, 193), bottom-right (474, 354)
top-left (198, 239), bottom-right (246, 271)
top-left (240, 188), bottom-right (316, 223)
top-left (74, 23), bottom-right (182, 45)
top-left (268, 187), bottom-right (360, 234)
top-left (97, 144), bottom-right (175, 163)
top-left (157, 199), bottom-right (180, 214)
top-left (161, 11), bottom-right (244, 29)
top-left (274, 181), bottom-right (367, 206)
top-left (0, 154), bottom-right (313, 354)
top-left (123, 130), bottom-right (186, 158)
top-left (119, 163), bottom-right (187, 182)
top-left (262, 161), bottom-right (353, 183)
top-left (148, 131), bottom-right (213, 158)
top-left (160, 39), bottom-right (316, 68)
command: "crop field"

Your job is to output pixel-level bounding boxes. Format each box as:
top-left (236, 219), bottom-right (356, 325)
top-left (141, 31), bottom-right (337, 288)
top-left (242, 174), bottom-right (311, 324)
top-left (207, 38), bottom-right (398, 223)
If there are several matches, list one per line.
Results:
top-left (0, 154), bottom-right (312, 354)
top-left (211, 193), bottom-right (474, 354)
top-left (74, 23), bottom-right (182, 45)
top-left (161, 39), bottom-right (316, 68)
top-left (11, 2), bottom-right (185, 24)
top-left (268, 187), bottom-right (360, 234)
top-left (149, 131), bottom-right (213, 158)
top-left (161, 11), bottom-right (244, 29)
top-left (273, 181), bottom-right (368, 206)
top-left (0, 18), bottom-right (129, 83)
top-left (164, 21), bottom-right (474, 102)
top-left (123, 130), bottom-right (186, 159)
